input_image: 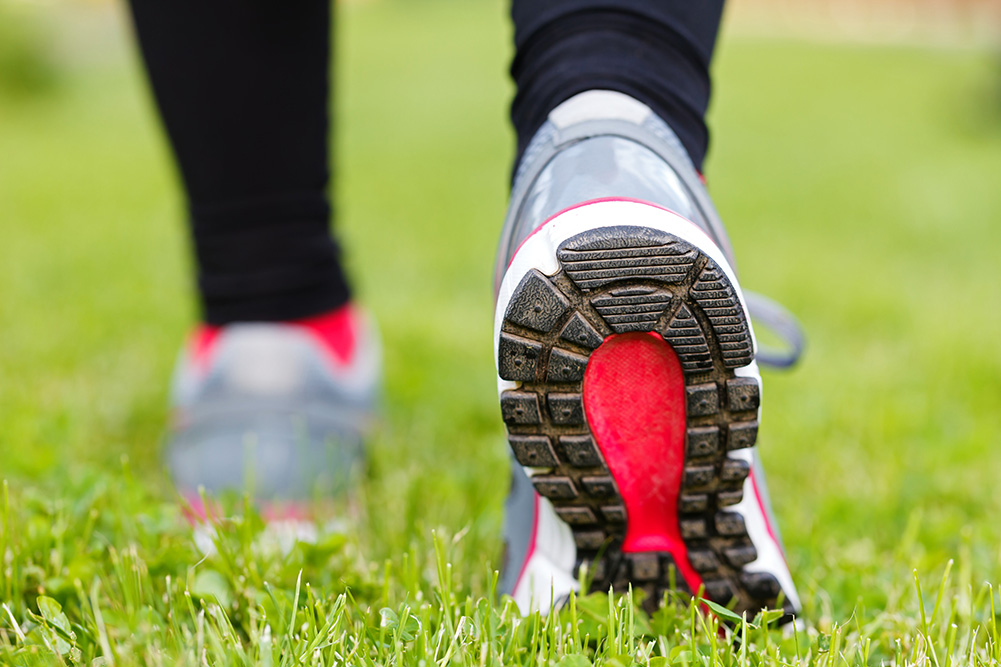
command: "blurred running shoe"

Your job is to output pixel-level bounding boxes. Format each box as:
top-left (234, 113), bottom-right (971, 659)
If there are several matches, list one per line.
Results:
top-left (166, 303), bottom-right (380, 516)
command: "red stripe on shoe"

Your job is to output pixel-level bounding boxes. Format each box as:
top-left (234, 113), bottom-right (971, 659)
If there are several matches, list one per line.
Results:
top-left (181, 494), bottom-right (219, 524)
top-left (749, 468), bottom-right (790, 567)
top-left (191, 325), bottom-right (222, 370)
top-left (190, 303), bottom-right (358, 372)
top-left (181, 494), bottom-right (316, 525)
top-left (292, 303), bottom-right (357, 366)
top-left (511, 493), bottom-right (541, 597)
top-left (582, 332), bottom-right (703, 592)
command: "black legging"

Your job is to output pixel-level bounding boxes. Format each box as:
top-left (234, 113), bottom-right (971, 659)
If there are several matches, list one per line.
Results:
top-left (126, 0), bottom-right (725, 325)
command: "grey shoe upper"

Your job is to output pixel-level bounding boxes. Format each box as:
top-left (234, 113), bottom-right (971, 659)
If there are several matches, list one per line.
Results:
top-left (495, 90), bottom-right (804, 369)
top-left (167, 314), bottom-right (381, 501)
top-left (496, 90), bottom-right (737, 291)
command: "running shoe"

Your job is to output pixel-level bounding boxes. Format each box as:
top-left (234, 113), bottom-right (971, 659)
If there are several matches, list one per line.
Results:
top-left (166, 303), bottom-right (381, 513)
top-left (495, 91), bottom-right (801, 617)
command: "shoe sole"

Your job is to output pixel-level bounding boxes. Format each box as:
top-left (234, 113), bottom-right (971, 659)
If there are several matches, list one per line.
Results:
top-left (496, 199), bottom-right (795, 615)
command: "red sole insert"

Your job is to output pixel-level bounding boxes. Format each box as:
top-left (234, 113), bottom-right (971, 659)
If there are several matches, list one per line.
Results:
top-left (582, 332), bottom-right (702, 591)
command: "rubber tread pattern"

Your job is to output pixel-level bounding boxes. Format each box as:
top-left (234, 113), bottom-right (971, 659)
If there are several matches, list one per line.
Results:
top-left (500, 225), bottom-right (791, 615)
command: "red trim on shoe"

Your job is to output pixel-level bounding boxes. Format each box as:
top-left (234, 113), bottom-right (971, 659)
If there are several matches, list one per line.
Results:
top-left (261, 501), bottom-right (315, 523)
top-left (191, 326), bottom-right (222, 370)
top-left (181, 494), bottom-right (314, 525)
top-left (511, 493), bottom-right (541, 597)
top-left (749, 468), bottom-right (790, 567)
top-left (291, 303), bottom-right (357, 367)
top-left (582, 332), bottom-right (704, 593)
top-left (189, 303), bottom-right (358, 371)
top-left (181, 494), bottom-right (220, 525)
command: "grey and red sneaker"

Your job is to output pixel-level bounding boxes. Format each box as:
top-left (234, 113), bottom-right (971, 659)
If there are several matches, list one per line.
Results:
top-left (495, 91), bottom-right (801, 617)
top-left (166, 303), bottom-right (381, 517)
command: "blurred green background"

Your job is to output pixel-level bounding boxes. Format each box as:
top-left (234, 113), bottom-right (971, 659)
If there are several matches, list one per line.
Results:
top-left (1, 0), bottom-right (1000, 621)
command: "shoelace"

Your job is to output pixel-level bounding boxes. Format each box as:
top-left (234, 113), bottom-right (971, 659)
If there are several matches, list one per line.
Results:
top-left (744, 291), bottom-right (805, 369)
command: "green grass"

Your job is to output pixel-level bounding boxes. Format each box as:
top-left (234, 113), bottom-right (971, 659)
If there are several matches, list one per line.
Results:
top-left (2, 0), bottom-right (1001, 663)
